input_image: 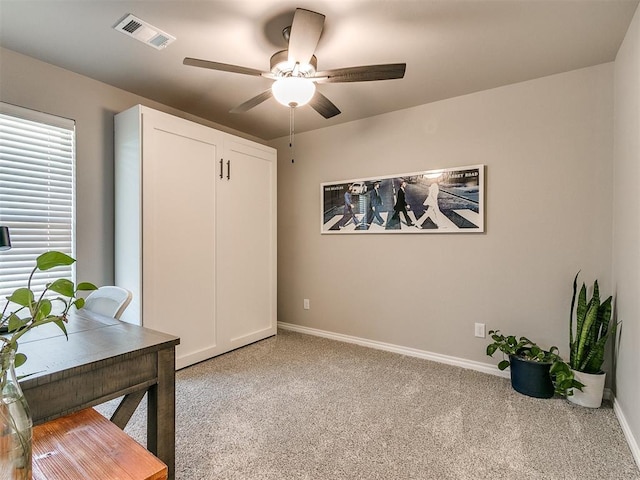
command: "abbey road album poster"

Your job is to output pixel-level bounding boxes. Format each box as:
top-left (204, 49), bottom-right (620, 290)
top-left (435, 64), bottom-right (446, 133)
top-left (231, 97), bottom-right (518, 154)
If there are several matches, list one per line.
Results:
top-left (321, 165), bottom-right (484, 234)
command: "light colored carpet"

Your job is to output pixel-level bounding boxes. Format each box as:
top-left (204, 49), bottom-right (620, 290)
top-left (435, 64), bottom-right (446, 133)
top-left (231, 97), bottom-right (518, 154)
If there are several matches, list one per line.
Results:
top-left (98, 329), bottom-right (640, 479)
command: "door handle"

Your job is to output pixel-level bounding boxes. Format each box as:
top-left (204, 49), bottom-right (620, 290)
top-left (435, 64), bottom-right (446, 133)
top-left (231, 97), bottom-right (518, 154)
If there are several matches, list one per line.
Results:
top-left (227, 160), bottom-right (231, 180)
top-left (219, 159), bottom-right (223, 179)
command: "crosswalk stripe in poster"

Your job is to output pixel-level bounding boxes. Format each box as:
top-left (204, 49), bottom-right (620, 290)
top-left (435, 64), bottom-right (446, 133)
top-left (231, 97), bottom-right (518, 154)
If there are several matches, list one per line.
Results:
top-left (321, 165), bottom-right (484, 234)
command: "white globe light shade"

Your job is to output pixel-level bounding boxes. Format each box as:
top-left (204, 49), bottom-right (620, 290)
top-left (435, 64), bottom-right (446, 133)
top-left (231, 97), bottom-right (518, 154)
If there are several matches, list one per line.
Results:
top-left (271, 77), bottom-right (316, 108)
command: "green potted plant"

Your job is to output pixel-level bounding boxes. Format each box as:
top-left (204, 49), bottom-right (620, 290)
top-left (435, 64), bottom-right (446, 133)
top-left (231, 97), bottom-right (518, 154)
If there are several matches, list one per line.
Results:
top-left (562, 273), bottom-right (616, 408)
top-left (1, 251), bottom-right (96, 479)
top-left (486, 330), bottom-right (581, 398)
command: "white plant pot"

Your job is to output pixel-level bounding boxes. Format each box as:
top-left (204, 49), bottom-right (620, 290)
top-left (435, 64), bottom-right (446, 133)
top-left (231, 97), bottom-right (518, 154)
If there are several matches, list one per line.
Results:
top-left (568, 370), bottom-right (606, 408)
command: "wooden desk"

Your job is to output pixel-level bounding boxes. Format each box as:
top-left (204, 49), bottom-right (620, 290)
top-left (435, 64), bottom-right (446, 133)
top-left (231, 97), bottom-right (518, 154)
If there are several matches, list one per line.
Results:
top-left (16, 310), bottom-right (180, 479)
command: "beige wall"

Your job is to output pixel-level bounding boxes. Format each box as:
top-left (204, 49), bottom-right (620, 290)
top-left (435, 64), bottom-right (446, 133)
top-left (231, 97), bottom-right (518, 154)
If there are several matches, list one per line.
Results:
top-left (0, 47), bottom-right (261, 287)
top-left (272, 64), bottom-right (614, 366)
top-left (613, 4), bottom-right (640, 464)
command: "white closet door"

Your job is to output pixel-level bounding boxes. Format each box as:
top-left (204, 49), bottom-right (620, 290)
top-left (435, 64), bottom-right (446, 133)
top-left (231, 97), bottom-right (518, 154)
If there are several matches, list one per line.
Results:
top-left (217, 138), bottom-right (276, 350)
top-left (142, 112), bottom-right (223, 369)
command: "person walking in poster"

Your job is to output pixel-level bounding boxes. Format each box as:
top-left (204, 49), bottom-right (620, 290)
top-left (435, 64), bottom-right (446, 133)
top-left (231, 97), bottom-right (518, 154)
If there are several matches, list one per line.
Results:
top-left (339, 185), bottom-right (361, 228)
top-left (418, 182), bottom-right (446, 228)
top-left (389, 180), bottom-right (414, 227)
top-left (370, 181), bottom-right (385, 226)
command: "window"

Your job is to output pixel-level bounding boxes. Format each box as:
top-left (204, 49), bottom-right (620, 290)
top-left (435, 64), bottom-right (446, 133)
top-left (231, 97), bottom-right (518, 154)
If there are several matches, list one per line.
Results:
top-left (0, 102), bottom-right (76, 301)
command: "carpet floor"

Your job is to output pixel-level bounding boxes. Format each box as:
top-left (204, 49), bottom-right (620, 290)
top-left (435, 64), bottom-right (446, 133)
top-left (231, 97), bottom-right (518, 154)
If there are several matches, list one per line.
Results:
top-left (98, 329), bottom-right (640, 479)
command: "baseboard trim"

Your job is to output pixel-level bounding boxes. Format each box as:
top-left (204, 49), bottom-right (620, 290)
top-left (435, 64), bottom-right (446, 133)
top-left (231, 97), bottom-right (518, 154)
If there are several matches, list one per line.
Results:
top-left (612, 395), bottom-right (640, 470)
top-left (277, 322), bottom-right (509, 379)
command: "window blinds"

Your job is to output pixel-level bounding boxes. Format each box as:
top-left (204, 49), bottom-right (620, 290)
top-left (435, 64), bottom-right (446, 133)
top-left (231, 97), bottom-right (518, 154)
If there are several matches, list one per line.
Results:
top-left (0, 102), bottom-right (76, 301)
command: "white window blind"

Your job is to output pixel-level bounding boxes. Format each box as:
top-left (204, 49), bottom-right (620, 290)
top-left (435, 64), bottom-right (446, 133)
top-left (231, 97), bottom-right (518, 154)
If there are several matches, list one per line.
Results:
top-left (0, 102), bottom-right (76, 301)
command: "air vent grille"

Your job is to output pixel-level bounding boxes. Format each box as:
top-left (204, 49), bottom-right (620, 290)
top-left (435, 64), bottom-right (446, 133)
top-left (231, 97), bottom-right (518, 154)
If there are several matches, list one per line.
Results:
top-left (114, 14), bottom-right (176, 50)
top-left (122, 20), bottom-right (142, 34)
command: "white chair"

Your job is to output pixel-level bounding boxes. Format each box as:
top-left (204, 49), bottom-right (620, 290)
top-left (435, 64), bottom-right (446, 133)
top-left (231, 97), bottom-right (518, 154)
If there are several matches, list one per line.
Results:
top-left (82, 286), bottom-right (132, 320)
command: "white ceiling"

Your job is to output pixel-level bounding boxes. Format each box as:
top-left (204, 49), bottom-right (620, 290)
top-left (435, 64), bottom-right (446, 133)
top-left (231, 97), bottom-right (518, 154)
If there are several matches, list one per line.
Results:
top-left (0, 0), bottom-right (638, 140)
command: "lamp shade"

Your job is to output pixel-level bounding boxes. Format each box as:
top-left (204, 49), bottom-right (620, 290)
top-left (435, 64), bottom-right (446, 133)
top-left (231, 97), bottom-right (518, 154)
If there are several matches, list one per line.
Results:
top-left (272, 77), bottom-right (316, 108)
top-left (0, 226), bottom-right (11, 251)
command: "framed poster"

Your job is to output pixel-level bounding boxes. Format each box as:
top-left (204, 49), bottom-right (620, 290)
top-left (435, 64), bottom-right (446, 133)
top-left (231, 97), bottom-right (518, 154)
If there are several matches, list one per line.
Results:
top-left (321, 164), bottom-right (484, 234)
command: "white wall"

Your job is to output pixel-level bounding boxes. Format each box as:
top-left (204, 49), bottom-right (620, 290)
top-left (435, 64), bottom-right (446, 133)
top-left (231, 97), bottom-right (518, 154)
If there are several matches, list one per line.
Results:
top-left (0, 47), bottom-right (262, 287)
top-left (272, 64), bottom-right (614, 366)
top-left (613, 4), bottom-right (640, 465)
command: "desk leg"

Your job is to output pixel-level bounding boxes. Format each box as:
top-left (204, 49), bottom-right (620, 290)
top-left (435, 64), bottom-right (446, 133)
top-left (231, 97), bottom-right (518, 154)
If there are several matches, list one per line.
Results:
top-left (148, 347), bottom-right (176, 480)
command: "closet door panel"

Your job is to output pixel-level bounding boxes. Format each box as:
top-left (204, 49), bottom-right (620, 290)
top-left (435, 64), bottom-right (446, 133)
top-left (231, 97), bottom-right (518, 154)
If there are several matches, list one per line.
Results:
top-left (142, 116), bottom-right (221, 369)
top-left (218, 140), bottom-right (276, 349)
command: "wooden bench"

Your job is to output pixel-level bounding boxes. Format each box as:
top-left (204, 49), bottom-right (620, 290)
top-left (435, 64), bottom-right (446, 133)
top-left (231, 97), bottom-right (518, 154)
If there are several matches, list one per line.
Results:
top-left (32, 408), bottom-right (168, 480)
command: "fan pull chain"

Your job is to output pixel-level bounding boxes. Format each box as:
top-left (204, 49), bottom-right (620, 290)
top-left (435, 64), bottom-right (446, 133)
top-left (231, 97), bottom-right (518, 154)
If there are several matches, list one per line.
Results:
top-left (289, 106), bottom-right (295, 163)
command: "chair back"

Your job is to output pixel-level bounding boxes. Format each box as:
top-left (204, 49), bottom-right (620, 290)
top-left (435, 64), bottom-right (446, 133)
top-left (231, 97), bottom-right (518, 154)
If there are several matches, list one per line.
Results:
top-left (83, 286), bottom-right (132, 320)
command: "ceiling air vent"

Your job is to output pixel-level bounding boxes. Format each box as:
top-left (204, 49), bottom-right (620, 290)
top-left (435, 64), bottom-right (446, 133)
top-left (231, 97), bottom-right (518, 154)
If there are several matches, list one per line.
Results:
top-left (114, 14), bottom-right (176, 50)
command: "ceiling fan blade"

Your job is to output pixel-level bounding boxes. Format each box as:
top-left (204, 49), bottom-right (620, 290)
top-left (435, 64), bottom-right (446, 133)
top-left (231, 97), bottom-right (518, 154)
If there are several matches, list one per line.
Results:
top-left (184, 57), bottom-right (266, 77)
top-left (309, 92), bottom-right (341, 119)
top-left (314, 63), bottom-right (406, 83)
top-left (230, 90), bottom-right (273, 113)
top-left (287, 9), bottom-right (325, 66)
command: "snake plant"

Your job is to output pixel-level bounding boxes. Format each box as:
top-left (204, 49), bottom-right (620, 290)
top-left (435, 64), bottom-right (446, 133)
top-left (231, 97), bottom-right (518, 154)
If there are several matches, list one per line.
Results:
top-left (569, 273), bottom-right (615, 374)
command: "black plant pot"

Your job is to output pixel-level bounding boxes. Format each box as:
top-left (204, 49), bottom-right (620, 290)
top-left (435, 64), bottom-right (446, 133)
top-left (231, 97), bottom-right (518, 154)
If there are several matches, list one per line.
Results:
top-left (508, 354), bottom-right (554, 398)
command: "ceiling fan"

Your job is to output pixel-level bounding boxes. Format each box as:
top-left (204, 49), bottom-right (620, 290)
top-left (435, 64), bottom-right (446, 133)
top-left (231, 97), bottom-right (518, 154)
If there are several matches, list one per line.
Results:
top-left (183, 8), bottom-right (406, 119)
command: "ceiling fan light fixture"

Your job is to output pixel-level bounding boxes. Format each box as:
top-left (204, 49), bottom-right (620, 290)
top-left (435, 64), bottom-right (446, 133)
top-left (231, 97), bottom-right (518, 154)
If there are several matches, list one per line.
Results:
top-left (272, 77), bottom-right (316, 108)
top-left (184, 8), bottom-right (405, 121)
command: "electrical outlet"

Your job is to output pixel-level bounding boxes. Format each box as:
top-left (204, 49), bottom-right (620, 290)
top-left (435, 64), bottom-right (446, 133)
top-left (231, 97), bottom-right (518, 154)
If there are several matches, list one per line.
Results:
top-left (303, 299), bottom-right (310, 310)
top-left (474, 323), bottom-right (486, 338)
